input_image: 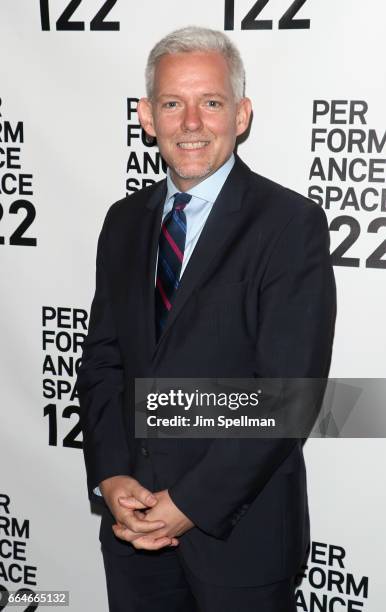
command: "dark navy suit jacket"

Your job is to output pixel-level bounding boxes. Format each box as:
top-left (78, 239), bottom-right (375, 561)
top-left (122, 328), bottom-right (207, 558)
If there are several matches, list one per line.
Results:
top-left (76, 155), bottom-right (336, 587)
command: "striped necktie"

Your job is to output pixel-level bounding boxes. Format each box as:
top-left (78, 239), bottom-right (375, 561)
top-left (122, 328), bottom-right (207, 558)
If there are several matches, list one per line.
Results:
top-left (155, 192), bottom-right (192, 341)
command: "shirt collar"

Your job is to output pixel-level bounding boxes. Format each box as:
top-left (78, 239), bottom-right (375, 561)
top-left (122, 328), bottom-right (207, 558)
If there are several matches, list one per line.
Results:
top-left (165, 153), bottom-right (235, 205)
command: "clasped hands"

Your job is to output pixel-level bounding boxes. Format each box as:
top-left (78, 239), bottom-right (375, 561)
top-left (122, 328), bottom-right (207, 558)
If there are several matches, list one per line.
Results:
top-left (99, 475), bottom-right (194, 551)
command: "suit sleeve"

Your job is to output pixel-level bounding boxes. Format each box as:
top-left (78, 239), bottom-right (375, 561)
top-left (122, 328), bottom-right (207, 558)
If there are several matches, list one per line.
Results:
top-left (76, 207), bottom-right (131, 506)
top-left (169, 203), bottom-right (336, 539)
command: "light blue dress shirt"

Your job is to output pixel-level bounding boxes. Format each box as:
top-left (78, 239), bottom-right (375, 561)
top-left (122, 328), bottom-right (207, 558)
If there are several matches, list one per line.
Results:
top-left (160, 153), bottom-right (235, 279)
top-left (93, 153), bottom-right (235, 496)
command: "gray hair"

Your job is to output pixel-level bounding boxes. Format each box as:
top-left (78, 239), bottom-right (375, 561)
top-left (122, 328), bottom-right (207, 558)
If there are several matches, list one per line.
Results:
top-left (145, 26), bottom-right (246, 101)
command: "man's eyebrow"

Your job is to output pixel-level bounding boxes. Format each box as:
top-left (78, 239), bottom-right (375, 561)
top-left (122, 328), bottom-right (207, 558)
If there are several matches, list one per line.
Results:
top-left (202, 93), bottom-right (228, 99)
top-left (157, 94), bottom-right (182, 99)
top-left (156, 92), bottom-right (228, 100)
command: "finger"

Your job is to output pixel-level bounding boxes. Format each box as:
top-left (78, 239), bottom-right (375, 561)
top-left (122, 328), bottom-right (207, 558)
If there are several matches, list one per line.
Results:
top-left (112, 523), bottom-right (173, 546)
top-left (112, 523), bottom-right (138, 543)
top-left (120, 514), bottom-right (166, 534)
top-left (118, 496), bottom-right (148, 510)
top-left (112, 522), bottom-right (157, 543)
top-left (132, 536), bottom-right (173, 551)
top-left (131, 483), bottom-right (157, 507)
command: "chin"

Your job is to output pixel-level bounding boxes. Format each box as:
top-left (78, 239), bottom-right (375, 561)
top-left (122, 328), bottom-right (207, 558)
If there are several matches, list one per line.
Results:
top-left (172, 162), bottom-right (213, 181)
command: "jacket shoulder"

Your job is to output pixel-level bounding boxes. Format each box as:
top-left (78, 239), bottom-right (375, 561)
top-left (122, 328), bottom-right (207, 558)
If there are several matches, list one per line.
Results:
top-left (245, 167), bottom-right (327, 227)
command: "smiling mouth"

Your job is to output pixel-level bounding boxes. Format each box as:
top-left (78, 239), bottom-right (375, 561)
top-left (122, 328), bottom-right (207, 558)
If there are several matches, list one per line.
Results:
top-left (177, 141), bottom-right (210, 150)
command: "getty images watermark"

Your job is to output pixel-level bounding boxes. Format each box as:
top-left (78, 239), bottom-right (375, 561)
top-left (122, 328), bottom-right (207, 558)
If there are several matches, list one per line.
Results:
top-left (133, 378), bottom-right (386, 439)
top-left (145, 387), bottom-right (274, 430)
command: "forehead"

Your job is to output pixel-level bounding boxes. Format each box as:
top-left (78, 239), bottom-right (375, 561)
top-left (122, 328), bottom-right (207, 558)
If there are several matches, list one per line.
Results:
top-left (153, 51), bottom-right (233, 94)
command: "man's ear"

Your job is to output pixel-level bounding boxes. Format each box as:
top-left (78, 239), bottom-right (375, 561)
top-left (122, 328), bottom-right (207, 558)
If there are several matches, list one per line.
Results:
top-left (235, 97), bottom-right (252, 137)
top-left (137, 97), bottom-right (157, 138)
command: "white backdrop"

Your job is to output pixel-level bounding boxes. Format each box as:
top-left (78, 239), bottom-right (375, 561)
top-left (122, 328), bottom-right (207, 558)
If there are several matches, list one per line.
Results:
top-left (1, 1), bottom-right (385, 610)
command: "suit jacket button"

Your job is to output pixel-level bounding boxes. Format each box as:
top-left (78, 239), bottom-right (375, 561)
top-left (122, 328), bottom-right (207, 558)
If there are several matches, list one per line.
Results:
top-left (141, 446), bottom-right (149, 457)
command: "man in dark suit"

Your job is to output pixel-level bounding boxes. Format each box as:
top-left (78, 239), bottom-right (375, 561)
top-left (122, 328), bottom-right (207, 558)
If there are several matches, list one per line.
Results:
top-left (77, 26), bottom-right (336, 612)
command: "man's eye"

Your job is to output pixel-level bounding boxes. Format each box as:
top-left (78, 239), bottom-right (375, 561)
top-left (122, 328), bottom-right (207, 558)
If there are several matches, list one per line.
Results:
top-left (164, 101), bottom-right (178, 108)
top-left (207, 100), bottom-right (221, 108)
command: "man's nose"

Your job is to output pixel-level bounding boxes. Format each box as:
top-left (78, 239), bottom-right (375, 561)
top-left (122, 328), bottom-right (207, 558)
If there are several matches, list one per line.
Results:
top-left (182, 104), bottom-right (203, 131)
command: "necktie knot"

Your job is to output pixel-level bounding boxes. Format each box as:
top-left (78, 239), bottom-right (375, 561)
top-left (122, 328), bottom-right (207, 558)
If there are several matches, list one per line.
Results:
top-left (173, 192), bottom-right (192, 212)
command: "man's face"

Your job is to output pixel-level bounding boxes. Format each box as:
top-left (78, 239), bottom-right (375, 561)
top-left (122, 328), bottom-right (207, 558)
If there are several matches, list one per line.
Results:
top-left (138, 51), bottom-right (251, 191)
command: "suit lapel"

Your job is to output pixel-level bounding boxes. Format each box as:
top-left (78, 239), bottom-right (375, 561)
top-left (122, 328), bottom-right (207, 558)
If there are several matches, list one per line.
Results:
top-left (143, 180), bottom-right (167, 352)
top-left (153, 156), bottom-right (252, 357)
